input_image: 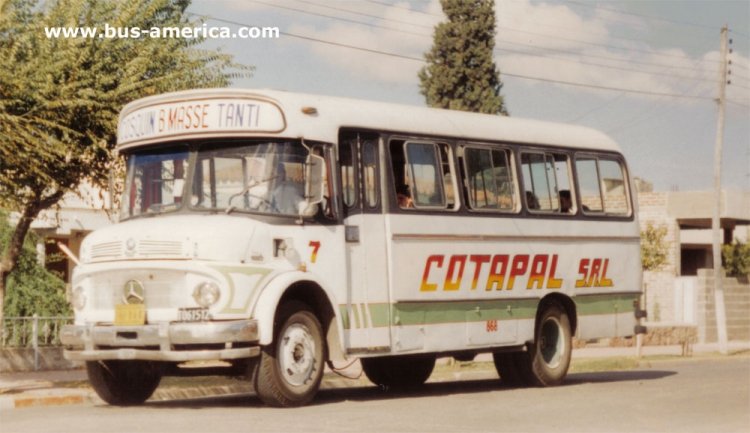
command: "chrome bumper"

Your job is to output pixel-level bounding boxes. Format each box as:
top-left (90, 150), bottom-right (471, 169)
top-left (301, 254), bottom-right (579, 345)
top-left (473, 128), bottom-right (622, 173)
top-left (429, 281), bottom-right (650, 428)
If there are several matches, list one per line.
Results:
top-left (61, 320), bottom-right (259, 362)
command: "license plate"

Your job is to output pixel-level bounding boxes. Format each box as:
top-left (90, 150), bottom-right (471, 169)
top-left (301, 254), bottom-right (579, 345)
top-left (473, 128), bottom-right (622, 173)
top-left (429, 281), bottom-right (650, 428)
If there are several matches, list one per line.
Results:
top-left (114, 304), bottom-right (146, 326)
top-left (178, 308), bottom-right (209, 322)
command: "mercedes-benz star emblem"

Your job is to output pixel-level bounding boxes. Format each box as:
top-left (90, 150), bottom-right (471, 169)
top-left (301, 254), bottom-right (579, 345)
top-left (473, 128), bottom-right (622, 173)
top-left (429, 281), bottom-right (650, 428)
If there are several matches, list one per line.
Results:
top-left (123, 279), bottom-right (145, 304)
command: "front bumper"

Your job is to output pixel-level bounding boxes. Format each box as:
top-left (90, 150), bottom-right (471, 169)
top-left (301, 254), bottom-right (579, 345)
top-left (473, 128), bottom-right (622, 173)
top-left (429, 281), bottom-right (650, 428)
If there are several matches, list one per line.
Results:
top-left (61, 320), bottom-right (260, 362)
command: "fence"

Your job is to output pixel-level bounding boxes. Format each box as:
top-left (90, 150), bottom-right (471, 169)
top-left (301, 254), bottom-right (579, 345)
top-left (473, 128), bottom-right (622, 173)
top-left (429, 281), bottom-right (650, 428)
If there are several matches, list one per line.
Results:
top-left (1, 316), bottom-right (73, 371)
top-left (2, 315), bottom-right (72, 347)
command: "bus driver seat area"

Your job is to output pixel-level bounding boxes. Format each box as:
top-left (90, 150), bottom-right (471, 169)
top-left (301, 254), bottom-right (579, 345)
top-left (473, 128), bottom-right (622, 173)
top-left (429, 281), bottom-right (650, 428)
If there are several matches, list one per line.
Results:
top-left (271, 163), bottom-right (304, 214)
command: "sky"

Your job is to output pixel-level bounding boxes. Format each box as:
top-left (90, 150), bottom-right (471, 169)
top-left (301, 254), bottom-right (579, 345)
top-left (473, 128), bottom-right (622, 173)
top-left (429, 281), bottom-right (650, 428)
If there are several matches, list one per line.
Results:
top-left (188, 0), bottom-right (750, 193)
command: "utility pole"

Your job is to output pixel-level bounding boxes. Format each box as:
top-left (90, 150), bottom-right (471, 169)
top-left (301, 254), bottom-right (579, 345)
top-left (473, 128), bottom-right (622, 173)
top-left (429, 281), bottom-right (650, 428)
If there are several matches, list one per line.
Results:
top-left (711, 26), bottom-right (729, 355)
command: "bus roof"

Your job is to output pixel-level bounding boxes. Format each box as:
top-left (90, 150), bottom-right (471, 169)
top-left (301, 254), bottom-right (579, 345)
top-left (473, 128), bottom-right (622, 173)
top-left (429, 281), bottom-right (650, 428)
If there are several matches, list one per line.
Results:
top-left (117, 88), bottom-right (622, 153)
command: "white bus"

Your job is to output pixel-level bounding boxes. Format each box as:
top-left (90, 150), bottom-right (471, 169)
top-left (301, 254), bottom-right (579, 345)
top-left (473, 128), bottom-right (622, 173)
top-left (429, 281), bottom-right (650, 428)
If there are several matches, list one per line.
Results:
top-left (62, 88), bottom-right (644, 407)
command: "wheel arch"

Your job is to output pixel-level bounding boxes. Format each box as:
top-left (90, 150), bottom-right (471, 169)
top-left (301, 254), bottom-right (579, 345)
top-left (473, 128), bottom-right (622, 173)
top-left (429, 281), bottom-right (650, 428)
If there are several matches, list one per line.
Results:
top-left (537, 293), bottom-right (577, 336)
top-left (252, 272), bottom-right (345, 361)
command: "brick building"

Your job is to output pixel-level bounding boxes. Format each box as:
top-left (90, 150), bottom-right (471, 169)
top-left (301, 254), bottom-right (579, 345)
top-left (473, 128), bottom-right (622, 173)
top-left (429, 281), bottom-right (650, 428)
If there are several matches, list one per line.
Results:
top-left (637, 185), bottom-right (750, 343)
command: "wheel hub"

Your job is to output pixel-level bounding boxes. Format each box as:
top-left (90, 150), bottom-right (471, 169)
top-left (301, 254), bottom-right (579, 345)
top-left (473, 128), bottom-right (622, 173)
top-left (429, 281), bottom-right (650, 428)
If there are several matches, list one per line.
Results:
top-left (278, 324), bottom-right (317, 387)
top-left (540, 317), bottom-right (564, 368)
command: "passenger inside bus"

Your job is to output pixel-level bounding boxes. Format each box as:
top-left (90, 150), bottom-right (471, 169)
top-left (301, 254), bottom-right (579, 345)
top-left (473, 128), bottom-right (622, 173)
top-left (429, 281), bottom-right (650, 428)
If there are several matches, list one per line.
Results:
top-left (526, 191), bottom-right (540, 210)
top-left (271, 163), bottom-right (303, 214)
top-left (559, 190), bottom-right (573, 213)
top-left (396, 184), bottom-right (414, 208)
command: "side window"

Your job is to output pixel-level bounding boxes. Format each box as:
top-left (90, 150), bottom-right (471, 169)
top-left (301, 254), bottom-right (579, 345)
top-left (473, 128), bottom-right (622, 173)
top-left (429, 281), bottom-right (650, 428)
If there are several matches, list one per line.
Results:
top-left (521, 151), bottom-right (573, 213)
top-left (464, 146), bottom-right (515, 211)
top-left (389, 139), bottom-right (456, 210)
top-left (339, 138), bottom-right (357, 209)
top-left (599, 158), bottom-right (629, 215)
top-left (362, 138), bottom-right (379, 208)
top-left (405, 142), bottom-right (445, 208)
top-left (575, 156), bottom-right (630, 215)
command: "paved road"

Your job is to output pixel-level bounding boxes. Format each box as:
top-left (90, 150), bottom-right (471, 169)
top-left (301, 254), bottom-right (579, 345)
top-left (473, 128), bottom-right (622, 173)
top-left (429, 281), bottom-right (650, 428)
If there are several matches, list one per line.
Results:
top-left (2, 356), bottom-right (748, 433)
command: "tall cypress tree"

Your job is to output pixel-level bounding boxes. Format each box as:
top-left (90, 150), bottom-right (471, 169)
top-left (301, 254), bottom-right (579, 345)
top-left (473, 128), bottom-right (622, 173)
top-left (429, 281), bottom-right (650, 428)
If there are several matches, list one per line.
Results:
top-left (419, 0), bottom-right (507, 115)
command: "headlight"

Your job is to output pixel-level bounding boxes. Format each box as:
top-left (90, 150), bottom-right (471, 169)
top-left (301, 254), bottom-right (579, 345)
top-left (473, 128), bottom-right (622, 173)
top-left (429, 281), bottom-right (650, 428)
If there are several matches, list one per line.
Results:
top-left (193, 281), bottom-right (220, 307)
top-left (72, 286), bottom-right (86, 310)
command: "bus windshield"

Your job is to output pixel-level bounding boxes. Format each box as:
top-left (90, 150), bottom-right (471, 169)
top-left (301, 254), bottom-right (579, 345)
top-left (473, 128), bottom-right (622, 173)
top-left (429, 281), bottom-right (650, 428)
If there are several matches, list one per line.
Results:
top-left (120, 140), bottom-right (321, 220)
top-left (120, 145), bottom-right (190, 219)
top-left (191, 141), bottom-right (309, 216)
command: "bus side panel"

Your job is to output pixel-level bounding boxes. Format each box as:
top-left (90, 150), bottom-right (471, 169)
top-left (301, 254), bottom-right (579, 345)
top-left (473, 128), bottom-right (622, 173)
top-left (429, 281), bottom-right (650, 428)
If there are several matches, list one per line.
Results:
top-left (385, 214), bottom-right (641, 354)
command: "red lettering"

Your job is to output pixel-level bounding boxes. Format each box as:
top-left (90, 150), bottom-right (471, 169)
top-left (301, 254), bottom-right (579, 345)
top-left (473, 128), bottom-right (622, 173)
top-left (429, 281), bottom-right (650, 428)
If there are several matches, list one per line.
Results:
top-left (589, 259), bottom-right (602, 287)
top-left (469, 255), bottom-right (490, 290)
top-left (527, 255), bottom-right (548, 289)
top-left (547, 254), bottom-right (563, 289)
top-left (444, 255), bottom-right (467, 291)
top-left (576, 258), bottom-right (590, 287)
top-left (599, 259), bottom-right (613, 287)
top-left (420, 255), bottom-right (444, 292)
top-left (507, 255), bottom-right (529, 290)
top-left (486, 255), bottom-right (509, 291)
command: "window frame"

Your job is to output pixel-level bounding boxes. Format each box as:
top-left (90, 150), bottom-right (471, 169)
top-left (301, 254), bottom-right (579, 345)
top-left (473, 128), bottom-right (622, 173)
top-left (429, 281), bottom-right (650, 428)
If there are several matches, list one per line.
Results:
top-left (461, 143), bottom-right (519, 214)
top-left (520, 150), bottom-right (575, 215)
top-left (574, 153), bottom-right (632, 218)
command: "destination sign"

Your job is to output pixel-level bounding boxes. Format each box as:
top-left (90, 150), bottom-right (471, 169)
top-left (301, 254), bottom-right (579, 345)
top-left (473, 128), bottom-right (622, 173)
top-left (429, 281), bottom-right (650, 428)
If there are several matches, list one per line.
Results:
top-left (117, 98), bottom-right (286, 146)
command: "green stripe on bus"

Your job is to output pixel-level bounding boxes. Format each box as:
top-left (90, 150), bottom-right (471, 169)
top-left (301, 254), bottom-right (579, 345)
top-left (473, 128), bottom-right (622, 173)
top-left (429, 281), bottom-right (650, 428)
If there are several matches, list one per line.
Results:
top-left (392, 299), bottom-right (539, 326)
top-left (338, 293), bottom-right (639, 329)
top-left (575, 293), bottom-right (638, 315)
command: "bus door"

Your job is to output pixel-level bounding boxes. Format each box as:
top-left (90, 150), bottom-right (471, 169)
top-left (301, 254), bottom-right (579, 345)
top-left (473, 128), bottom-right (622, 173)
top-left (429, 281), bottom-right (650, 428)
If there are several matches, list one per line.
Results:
top-left (339, 131), bottom-right (391, 354)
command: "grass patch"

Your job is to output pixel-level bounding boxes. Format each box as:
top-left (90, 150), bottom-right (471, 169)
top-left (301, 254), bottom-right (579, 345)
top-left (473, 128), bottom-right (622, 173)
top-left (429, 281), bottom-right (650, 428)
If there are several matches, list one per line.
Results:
top-left (569, 357), bottom-right (640, 373)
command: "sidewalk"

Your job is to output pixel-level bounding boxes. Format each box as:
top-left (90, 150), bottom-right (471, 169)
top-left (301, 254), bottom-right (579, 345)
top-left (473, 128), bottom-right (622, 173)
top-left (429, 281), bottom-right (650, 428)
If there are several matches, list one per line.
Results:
top-left (2, 342), bottom-right (748, 412)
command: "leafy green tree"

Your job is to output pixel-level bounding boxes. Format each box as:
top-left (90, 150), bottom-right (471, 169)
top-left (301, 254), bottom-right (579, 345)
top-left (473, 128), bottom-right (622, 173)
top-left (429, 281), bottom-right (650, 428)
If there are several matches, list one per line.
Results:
top-left (641, 223), bottom-right (669, 271)
top-left (722, 239), bottom-right (750, 277)
top-left (0, 211), bottom-right (69, 318)
top-left (0, 0), bottom-right (250, 324)
top-left (419, 0), bottom-right (507, 115)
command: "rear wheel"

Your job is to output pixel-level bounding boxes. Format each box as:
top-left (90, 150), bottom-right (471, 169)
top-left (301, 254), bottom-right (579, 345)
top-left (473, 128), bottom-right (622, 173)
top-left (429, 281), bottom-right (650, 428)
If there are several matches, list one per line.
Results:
top-left (494, 303), bottom-right (572, 387)
top-left (525, 303), bottom-right (572, 386)
top-left (86, 360), bottom-right (161, 405)
top-left (254, 302), bottom-right (325, 407)
top-left (361, 354), bottom-right (436, 389)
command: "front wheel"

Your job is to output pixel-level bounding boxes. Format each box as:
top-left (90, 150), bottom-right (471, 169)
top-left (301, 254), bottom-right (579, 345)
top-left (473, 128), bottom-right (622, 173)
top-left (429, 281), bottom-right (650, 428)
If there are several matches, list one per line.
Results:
top-left (86, 360), bottom-right (162, 405)
top-left (254, 302), bottom-right (325, 407)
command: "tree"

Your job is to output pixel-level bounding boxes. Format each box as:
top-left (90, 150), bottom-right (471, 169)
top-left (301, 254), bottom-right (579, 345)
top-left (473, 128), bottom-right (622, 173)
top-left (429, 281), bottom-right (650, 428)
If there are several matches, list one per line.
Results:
top-left (722, 239), bottom-right (750, 278)
top-left (418, 0), bottom-right (507, 115)
top-left (0, 211), bottom-right (69, 319)
top-left (0, 0), bottom-right (250, 324)
top-left (641, 223), bottom-right (669, 271)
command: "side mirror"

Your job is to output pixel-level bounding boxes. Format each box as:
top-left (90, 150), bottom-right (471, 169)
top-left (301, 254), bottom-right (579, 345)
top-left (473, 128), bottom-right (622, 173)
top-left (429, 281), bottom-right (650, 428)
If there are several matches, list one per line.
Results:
top-left (301, 154), bottom-right (325, 216)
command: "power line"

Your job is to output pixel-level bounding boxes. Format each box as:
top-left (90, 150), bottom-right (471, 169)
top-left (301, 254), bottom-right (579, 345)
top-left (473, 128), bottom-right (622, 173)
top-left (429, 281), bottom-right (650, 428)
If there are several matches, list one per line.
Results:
top-left (249, 0), bottom-right (430, 38)
top-left (564, 0), bottom-right (719, 31)
top-left (502, 72), bottom-right (712, 101)
top-left (252, 0), bottom-right (722, 75)
top-left (194, 13), bottom-right (716, 101)
top-left (363, 0), bottom-right (442, 18)
top-left (295, 0), bottom-right (435, 29)
top-left (729, 82), bottom-right (750, 91)
top-left (495, 45), bottom-right (714, 83)
top-left (497, 24), bottom-right (721, 65)
top-left (364, 0), bottom-right (720, 66)
top-left (727, 100), bottom-right (750, 109)
top-left (190, 13), bottom-right (426, 62)
top-left (496, 40), bottom-right (717, 76)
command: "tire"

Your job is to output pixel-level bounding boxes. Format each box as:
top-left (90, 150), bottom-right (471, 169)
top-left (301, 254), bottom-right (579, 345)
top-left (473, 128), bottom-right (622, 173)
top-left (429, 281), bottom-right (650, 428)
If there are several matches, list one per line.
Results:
top-left (254, 302), bottom-right (326, 407)
top-left (524, 303), bottom-right (573, 386)
top-left (86, 360), bottom-right (161, 405)
top-left (361, 354), bottom-right (436, 389)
